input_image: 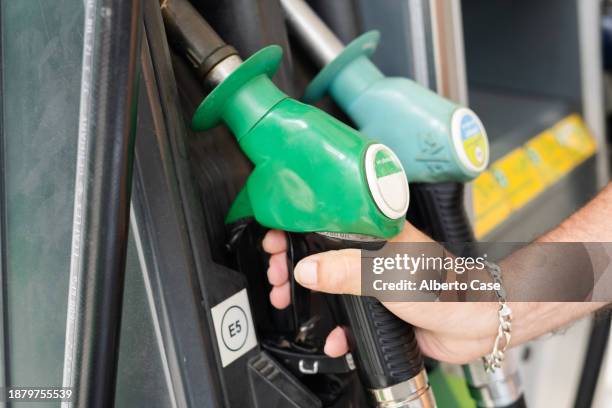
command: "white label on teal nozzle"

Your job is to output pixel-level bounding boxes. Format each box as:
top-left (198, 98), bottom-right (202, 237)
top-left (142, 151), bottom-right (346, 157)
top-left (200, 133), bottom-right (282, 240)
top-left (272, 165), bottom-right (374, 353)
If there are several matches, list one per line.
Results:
top-left (451, 108), bottom-right (490, 173)
top-left (365, 144), bottom-right (409, 219)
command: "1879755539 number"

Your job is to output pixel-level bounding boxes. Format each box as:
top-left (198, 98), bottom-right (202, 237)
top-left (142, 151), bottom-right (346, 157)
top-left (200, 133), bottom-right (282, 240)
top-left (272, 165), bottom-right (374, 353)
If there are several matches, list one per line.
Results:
top-left (3, 387), bottom-right (73, 402)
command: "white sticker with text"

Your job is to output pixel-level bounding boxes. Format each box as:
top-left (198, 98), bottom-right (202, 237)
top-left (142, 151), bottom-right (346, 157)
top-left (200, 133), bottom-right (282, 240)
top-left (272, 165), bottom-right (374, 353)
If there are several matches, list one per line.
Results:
top-left (211, 289), bottom-right (257, 367)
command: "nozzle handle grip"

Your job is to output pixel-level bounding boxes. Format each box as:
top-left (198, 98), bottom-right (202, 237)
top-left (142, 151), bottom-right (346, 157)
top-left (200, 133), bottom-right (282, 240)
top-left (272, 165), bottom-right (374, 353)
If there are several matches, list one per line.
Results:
top-left (288, 233), bottom-right (424, 390)
top-left (161, 0), bottom-right (237, 79)
top-left (338, 294), bottom-right (424, 389)
top-left (408, 182), bottom-right (475, 244)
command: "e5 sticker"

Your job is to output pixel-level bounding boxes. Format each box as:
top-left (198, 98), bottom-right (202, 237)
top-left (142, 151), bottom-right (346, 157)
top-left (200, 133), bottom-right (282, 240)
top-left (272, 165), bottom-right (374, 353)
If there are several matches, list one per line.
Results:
top-left (211, 289), bottom-right (258, 367)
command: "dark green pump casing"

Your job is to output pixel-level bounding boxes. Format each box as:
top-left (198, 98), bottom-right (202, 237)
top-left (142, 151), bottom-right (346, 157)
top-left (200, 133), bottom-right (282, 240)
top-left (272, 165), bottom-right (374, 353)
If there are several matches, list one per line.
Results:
top-left (304, 31), bottom-right (490, 183)
top-left (191, 46), bottom-right (409, 239)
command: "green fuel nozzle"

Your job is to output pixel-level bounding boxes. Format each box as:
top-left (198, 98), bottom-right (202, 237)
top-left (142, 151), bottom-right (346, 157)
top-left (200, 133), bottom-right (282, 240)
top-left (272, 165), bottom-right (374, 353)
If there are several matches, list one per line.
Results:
top-left (161, 0), bottom-right (408, 239)
top-left (281, 0), bottom-right (490, 183)
top-left (162, 1), bottom-right (435, 406)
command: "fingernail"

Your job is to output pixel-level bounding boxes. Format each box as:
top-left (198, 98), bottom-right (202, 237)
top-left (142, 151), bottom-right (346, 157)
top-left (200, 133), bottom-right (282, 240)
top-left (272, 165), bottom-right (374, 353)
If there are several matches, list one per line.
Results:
top-left (295, 259), bottom-right (318, 286)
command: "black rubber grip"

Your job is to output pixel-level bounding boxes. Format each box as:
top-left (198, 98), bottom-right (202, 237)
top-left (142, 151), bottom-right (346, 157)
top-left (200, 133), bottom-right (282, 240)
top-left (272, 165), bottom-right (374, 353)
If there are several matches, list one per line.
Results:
top-left (338, 295), bottom-right (424, 389)
top-left (288, 233), bottom-right (424, 390)
top-left (161, 0), bottom-right (237, 79)
top-left (407, 182), bottom-right (475, 243)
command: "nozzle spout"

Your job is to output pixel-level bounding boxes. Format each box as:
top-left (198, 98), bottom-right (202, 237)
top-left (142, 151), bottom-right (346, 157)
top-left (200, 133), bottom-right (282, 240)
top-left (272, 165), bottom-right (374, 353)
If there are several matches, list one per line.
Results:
top-left (279, 0), bottom-right (345, 67)
top-left (160, 0), bottom-right (241, 85)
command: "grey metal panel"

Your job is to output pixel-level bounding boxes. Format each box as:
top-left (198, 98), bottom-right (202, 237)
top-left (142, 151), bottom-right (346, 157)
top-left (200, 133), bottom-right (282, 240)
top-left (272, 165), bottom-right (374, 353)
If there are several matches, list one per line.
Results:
top-left (2, 2), bottom-right (83, 407)
top-left (356, 0), bottom-right (435, 86)
top-left (0, 1), bottom-right (6, 405)
top-left (461, 0), bottom-right (607, 242)
top-left (470, 87), bottom-right (576, 162)
top-left (462, 0), bottom-right (582, 103)
top-left (469, 87), bottom-right (600, 243)
top-left (114, 230), bottom-right (173, 408)
top-left (126, 5), bottom-right (229, 404)
top-left (578, 0), bottom-right (609, 189)
top-left (0, 1), bottom-right (229, 406)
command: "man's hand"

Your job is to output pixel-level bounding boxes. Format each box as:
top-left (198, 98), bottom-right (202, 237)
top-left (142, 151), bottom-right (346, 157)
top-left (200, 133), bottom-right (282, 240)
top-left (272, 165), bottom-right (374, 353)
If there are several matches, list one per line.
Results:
top-left (263, 225), bottom-right (503, 364)
top-left (264, 184), bottom-right (612, 364)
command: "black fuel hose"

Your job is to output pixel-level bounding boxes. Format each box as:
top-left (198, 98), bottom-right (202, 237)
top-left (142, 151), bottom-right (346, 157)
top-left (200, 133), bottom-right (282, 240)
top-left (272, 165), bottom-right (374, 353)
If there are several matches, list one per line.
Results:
top-left (408, 182), bottom-right (475, 243)
top-left (160, 0), bottom-right (237, 80)
top-left (408, 182), bottom-right (527, 408)
top-left (61, 0), bottom-right (141, 407)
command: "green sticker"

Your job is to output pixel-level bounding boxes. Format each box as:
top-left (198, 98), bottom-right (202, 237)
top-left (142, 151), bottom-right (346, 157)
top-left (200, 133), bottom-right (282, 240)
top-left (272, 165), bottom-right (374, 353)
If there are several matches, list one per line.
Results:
top-left (374, 149), bottom-right (402, 178)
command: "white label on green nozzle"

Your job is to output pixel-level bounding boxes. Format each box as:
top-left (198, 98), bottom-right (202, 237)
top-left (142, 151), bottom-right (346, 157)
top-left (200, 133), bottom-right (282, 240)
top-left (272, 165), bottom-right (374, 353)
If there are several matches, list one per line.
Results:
top-left (365, 144), bottom-right (409, 219)
top-left (451, 108), bottom-right (489, 173)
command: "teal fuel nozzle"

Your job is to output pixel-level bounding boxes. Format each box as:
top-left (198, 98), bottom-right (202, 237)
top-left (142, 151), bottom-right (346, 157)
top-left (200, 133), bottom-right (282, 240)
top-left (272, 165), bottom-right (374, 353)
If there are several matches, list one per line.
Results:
top-left (161, 0), bottom-right (408, 239)
top-left (281, 0), bottom-right (490, 183)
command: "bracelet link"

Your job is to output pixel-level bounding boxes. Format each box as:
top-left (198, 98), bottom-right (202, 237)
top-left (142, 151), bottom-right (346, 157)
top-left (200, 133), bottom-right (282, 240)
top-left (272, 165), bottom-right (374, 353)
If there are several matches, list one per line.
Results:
top-left (482, 262), bottom-right (513, 373)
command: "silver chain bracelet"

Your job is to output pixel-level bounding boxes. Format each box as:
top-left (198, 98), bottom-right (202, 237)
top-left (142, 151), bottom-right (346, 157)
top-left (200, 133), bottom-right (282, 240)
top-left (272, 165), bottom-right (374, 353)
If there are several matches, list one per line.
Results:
top-left (482, 261), bottom-right (512, 372)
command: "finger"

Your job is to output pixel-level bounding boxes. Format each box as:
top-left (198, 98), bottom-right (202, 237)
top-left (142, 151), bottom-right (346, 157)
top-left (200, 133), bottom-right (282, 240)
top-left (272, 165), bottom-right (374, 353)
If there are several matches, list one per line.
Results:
top-left (262, 230), bottom-right (287, 254)
top-left (267, 252), bottom-right (288, 286)
top-left (269, 282), bottom-right (291, 309)
top-left (293, 249), bottom-right (361, 295)
top-left (324, 326), bottom-right (349, 357)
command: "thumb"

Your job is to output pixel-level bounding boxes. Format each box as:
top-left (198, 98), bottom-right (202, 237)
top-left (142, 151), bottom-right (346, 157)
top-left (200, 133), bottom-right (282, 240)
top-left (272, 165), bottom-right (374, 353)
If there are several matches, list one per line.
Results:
top-left (294, 249), bottom-right (361, 295)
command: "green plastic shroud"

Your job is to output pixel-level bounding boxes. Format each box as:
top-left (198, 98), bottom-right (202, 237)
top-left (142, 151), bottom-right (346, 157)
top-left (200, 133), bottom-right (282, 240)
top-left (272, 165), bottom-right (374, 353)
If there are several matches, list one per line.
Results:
top-left (304, 31), bottom-right (490, 183)
top-left (192, 46), bottom-right (407, 239)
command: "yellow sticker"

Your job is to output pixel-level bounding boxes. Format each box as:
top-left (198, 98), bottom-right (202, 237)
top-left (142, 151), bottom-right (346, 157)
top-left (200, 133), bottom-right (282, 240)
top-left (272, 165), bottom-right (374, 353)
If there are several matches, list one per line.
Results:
top-left (524, 130), bottom-right (575, 185)
top-left (553, 114), bottom-right (597, 161)
top-left (465, 132), bottom-right (488, 170)
top-left (473, 113), bottom-right (597, 238)
top-left (490, 148), bottom-right (546, 211)
top-left (472, 170), bottom-right (513, 238)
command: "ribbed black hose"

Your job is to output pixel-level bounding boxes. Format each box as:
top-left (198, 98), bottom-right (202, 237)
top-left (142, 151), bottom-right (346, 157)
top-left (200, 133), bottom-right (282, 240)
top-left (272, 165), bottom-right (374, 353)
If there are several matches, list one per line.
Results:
top-left (409, 182), bottom-right (527, 408)
top-left (61, 0), bottom-right (141, 407)
top-left (407, 182), bottom-right (475, 244)
top-left (338, 295), bottom-right (424, 389)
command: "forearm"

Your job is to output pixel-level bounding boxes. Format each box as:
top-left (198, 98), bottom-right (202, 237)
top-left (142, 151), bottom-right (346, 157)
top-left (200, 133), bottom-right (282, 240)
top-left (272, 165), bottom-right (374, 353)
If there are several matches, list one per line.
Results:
top-left (510, 183), bottom-right (612, 342)
top-left (398, 183), bottom-right (612, 345)
top-left (538, 182), bottom-right (612, 243)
